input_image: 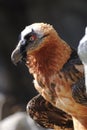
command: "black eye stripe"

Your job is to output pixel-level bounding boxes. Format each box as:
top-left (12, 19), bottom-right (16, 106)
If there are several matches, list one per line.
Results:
top-left (24, 33), bottom-right (31, 40)
top-left (24, 29), bottom-right (36, 40)
top-left (24, 33), bottom-right (36, 41)
top-left (20, 41), bottom-right (27, 59)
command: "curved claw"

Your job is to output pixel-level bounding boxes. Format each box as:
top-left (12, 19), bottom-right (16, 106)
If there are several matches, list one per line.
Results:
top-left (72, 77), bottom-right (87, 106)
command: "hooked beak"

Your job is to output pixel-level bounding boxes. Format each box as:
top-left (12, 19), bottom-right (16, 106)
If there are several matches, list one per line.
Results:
top-left (11, 41), bottom-right (26, 65)
top-left (11, 33), bottom-right (49, 65)
top-left (11, 48), bottom-right (22, 65)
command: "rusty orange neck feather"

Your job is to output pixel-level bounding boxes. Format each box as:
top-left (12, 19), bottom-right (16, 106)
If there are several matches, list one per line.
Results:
top-left (26, 37), bottom-right (72, 78)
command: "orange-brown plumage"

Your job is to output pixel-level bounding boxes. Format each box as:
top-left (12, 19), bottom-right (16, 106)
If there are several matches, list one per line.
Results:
top-left (26, 23), bottom-right (71, 77)
top-left (11, 23), bottom-right (87, 130)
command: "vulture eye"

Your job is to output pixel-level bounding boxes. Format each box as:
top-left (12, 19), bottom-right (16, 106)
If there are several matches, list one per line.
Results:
top-left (29, 35), bottom-right (37, 42)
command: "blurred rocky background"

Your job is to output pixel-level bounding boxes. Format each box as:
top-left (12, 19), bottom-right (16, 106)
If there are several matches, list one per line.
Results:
top-left (0, 0), bottom-right (87, 129)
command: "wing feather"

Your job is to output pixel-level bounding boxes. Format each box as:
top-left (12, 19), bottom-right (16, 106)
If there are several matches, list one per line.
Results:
top-left (27, 94), bottom-right (73, 129)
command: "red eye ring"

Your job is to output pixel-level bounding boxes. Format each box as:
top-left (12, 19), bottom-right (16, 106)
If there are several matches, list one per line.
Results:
top-left (29, 35), bottom-right (36, 42)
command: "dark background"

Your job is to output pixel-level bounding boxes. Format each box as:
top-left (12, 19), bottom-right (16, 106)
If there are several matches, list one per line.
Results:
top-left (0, 0), bottom-right (87, 115)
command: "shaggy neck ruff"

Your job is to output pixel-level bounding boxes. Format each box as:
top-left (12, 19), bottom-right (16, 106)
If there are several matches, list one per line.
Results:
top-left (26, 34), bottom-right (72, 78)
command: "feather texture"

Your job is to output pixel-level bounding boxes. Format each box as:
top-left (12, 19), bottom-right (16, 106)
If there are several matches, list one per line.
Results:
top-left (11, 23), bottom-right (87, 130)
